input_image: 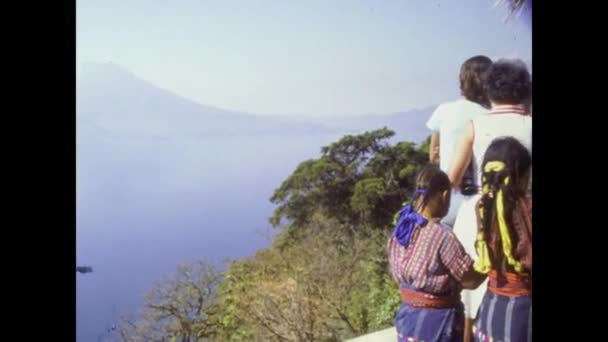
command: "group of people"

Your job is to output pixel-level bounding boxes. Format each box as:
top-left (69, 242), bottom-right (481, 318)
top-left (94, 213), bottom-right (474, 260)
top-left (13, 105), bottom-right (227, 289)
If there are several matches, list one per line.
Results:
top-left (388, 56), bottom-right (532, 342)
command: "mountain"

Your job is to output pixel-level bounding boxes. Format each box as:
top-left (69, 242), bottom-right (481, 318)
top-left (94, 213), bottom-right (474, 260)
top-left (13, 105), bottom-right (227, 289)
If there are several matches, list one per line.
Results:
top-left (77, 62), bottom-right (433, 143)
top-left (311, 107), bottom-right (435, 144)
top-left (77, 62), bottom-right (336, 139)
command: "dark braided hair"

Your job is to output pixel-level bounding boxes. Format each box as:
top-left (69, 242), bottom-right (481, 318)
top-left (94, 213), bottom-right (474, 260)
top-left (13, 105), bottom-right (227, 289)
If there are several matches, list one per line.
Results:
top-left (391, 165), bottom-right (451, 247)
top-left (475, 137), bottom-right (531, 274)
top-left (413, 165), bottom-right (451, 213)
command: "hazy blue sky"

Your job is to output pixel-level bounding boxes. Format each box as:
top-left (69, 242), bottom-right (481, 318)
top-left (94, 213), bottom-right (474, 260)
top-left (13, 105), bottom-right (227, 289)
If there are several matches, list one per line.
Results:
top-left (77, 0), bottom-right (531, 117)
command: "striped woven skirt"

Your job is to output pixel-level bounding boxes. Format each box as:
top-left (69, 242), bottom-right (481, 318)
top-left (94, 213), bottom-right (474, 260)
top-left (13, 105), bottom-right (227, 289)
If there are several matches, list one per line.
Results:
top-left (473, 291), bottom-right (531, 342)
top-left (394, 302), bottom-right (465, 342)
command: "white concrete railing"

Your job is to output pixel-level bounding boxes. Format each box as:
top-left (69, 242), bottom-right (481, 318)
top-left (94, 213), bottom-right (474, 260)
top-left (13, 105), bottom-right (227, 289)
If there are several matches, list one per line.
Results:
top-left (344, 327), bottom-right (396, 342)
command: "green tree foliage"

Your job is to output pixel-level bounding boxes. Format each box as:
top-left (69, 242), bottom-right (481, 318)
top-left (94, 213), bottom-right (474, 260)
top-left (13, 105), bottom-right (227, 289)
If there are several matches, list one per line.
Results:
top-left (117, 260), bottom-right (221, 342)
top-left (270, 128), bottom-right (428, 231)
top-left (212, 216), bottom-right (402, 341)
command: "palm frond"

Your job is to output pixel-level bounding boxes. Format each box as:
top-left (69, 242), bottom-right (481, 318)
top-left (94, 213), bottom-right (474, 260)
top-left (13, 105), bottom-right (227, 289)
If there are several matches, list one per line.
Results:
top-left (494, 0), bottom-right (530, 23)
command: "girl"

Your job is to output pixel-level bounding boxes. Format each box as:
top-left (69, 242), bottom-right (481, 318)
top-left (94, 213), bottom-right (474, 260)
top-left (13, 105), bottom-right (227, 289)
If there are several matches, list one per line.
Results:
top-left (472, 137), bottom-right (532, 342)
top-left (387, 166), bottom-right (485, 342)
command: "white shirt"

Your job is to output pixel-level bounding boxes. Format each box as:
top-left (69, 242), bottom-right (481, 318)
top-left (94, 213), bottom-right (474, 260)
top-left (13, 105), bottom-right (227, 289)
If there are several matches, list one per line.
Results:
top-left (452, 194), bottom-right (486, 318)
top-left (471, 110), bottom-right (532, 186)
top-left (426, 98), bottom-right (489, 174)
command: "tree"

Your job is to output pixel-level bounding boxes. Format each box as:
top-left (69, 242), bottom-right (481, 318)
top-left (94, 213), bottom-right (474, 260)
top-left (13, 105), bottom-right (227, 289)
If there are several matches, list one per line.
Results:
top-left (117, 260), bottom-right (221, 342)
top-left (270, 128), bottom-right (429, 232)
top-left (502, 0), bottom-right (528, 15)
top-left (213, 215), bottom-right (402, 341)
top-left (494, 0), bottom-right (531, 24)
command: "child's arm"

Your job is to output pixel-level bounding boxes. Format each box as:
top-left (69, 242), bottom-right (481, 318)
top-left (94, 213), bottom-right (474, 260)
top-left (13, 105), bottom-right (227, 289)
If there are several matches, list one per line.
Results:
top-left (460, 267), bottom-right (487, 290)
top-left (439, 231), bottom-right (476, 287)
top-left (386, 236), bottom-right (402, 284)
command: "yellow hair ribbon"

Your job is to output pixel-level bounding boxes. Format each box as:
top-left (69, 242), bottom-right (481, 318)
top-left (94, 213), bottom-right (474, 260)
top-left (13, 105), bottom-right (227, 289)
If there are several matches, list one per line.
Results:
top-left (474, 232), bottom-right (492, 274)
top-left (484, 161), bottom-right (505, 173)
top-left (474, 205), bottom-right (492, 274)
top-left (496, 184), bottom-right (525, 274)
top-left (475, 161), bottom-right (527, 275)
top-left (482, 184), bottom-right (490, 195)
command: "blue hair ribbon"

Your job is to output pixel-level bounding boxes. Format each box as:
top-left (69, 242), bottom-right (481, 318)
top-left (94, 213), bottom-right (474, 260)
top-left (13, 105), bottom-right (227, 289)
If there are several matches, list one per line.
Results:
top-left (392, 189), bottom-right (429, 246)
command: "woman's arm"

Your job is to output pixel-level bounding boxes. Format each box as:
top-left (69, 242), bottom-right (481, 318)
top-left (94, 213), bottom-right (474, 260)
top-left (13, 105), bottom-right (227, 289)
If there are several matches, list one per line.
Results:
top-left (448, 122), bottom-right (474, 188)
top-left (429, 132), bottom-right (440, 164)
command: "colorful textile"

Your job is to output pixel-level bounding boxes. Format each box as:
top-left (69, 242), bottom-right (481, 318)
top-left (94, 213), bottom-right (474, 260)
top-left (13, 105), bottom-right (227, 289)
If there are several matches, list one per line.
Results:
top-left (399, 287), bottom-right (460, 309)
top-left (388, 220), bottom-right (473, 296)
top-left (473, 291), bottom-right (531, 342)
top-left (394, 298), bottom-right (465, 342)
top-left (488, 270), bottom-right (531, 297)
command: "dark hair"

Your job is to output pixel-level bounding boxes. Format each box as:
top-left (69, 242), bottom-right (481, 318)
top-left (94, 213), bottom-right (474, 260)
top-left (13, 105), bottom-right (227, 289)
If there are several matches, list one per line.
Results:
top-left (484, 59), bottom-right (531, 105)
top-left (481, 137), bottom-right (531, 192)
top-left (478, 137), bottom-right (531, 271)
top-left (413, 165), bottom-right (451, 211)
top-left (460, 55), bottom-right (493, 108)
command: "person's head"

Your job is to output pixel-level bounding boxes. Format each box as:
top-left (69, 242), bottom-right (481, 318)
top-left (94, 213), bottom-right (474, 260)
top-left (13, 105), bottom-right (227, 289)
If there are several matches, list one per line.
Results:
top-left (413, 165), bottom-right (452, 219)
top-left (481, 137), bottom-right (531, 195)
top-left (459, 55), bottom-right (493, 108)
top-left (485, 59), bottom-right (531, 106)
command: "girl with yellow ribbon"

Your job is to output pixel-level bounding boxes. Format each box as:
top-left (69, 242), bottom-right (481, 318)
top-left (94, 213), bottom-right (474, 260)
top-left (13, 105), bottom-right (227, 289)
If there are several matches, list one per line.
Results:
top-left (471, 137), bottom-right (532, 342)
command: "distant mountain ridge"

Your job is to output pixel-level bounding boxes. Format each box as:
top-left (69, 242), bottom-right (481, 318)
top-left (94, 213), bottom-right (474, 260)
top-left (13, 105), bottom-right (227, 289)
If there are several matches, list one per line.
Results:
top-left (77, 62), bottom-right (433, 143)
top-left (312, 107), bottom-right (435, 143)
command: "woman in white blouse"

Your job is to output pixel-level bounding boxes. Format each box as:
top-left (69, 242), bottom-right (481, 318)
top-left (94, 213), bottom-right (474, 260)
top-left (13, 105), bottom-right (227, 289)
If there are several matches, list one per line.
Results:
top-left (448, 59), bottom-right (531, 190)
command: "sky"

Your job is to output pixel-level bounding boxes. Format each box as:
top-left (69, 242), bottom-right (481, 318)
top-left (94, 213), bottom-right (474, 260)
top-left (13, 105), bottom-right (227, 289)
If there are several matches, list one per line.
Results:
top-left (77, 0), bottom-right (531, 117)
